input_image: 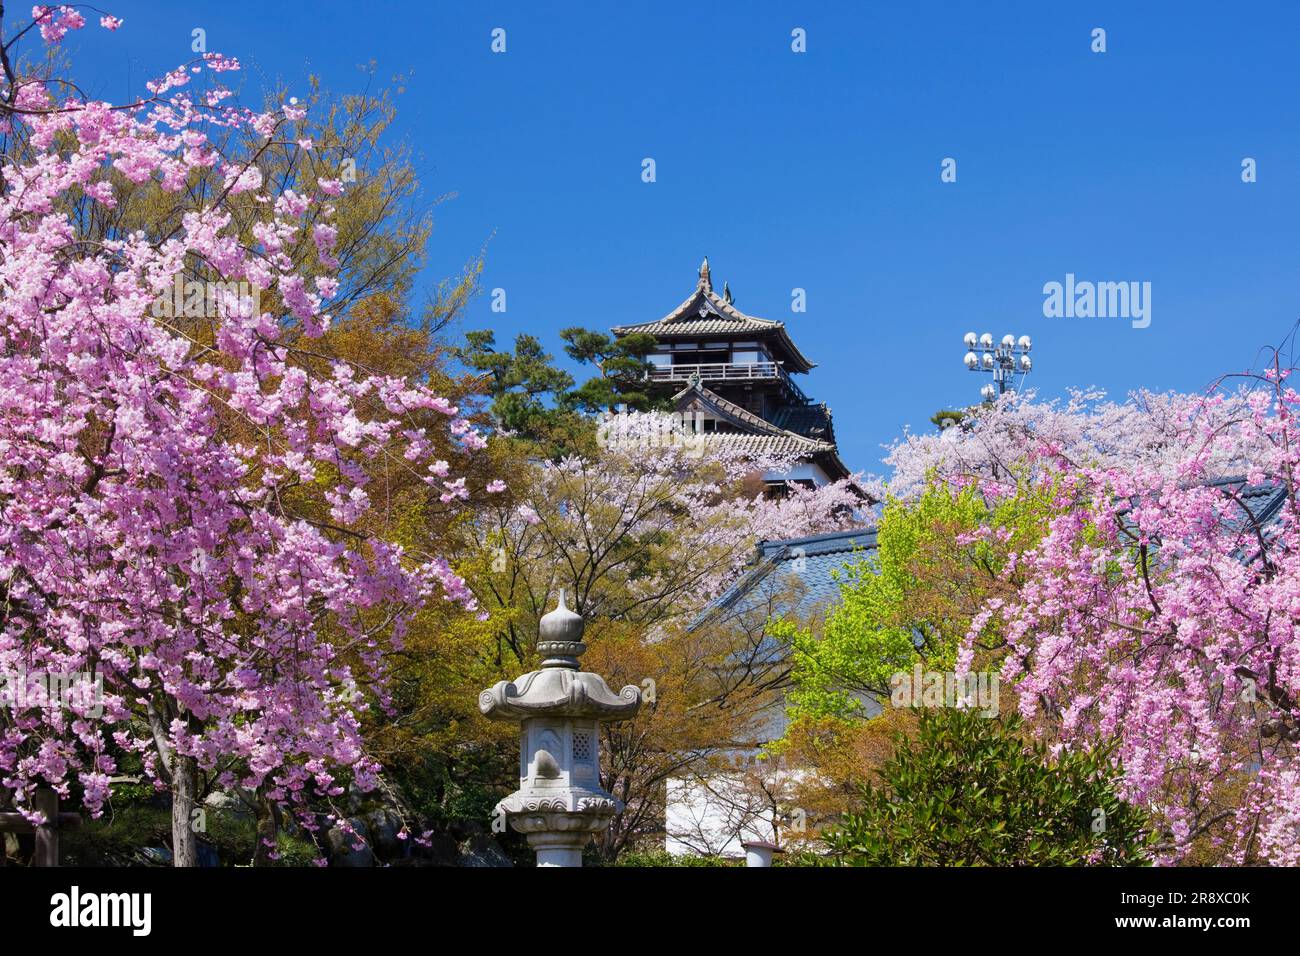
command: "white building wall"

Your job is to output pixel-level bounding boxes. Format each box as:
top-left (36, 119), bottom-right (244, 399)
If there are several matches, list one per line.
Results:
top-left (762, 461), bottom-right (831, 486)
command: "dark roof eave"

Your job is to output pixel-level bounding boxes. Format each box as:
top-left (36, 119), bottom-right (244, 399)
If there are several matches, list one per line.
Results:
top-left (771, 327), bottom-right (816, 373)
top-left (814, 448), bottom-right (852, 483)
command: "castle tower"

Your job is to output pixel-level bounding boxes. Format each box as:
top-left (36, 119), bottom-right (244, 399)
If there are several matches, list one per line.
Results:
top-left (610, 257), bottom-right (849, 486)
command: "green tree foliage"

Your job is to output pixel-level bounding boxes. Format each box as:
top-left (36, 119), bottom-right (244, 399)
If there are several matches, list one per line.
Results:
top-left (611, 847), bottom-right (738, 867)
top-left (781, 479), bottom-right (1055, 721)
top-left (813, 710), bottom-right (1154, 866)
top-left (459, 327), bottom-right (663, 453)
top-left (929, 408), bottom-right (966, 431)
top-left (459, 330), bottom-right (579, 441)
top-left (558, 327), bottom-right (658, 412)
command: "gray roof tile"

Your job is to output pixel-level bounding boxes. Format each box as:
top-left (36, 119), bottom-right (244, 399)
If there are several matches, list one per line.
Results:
top-left (693, 527), bottom-right (877, 631)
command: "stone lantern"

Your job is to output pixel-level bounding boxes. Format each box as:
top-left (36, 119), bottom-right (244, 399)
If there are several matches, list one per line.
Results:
top-left (479, 591), bottom-right (641, 866)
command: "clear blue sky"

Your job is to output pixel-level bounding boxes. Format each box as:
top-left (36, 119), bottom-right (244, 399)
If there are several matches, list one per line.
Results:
top-left (50, 1), bottom-right (1300, 475)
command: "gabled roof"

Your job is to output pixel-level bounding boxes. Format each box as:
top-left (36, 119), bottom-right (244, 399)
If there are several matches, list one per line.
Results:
top-left (691, 527), bottom-right (877, 632)
top-left (611, 258), bottom-right (816, 373)
top-left (673, 381), bottom-right (804, 440)
top-left (671, 381), bottom-right (849, 478)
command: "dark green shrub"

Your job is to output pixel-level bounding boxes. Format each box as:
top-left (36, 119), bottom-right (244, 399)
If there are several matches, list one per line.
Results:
top-left (813, 709), bottom-right (1154, 866)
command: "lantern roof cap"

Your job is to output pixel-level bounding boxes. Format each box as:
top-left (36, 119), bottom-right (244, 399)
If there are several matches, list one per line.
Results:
top-left (479, 591), bottom-right (642, 722)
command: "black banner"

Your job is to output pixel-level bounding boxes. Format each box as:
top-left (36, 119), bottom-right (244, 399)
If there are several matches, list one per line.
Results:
top-left (0, 864), bottom-right (1288, 943)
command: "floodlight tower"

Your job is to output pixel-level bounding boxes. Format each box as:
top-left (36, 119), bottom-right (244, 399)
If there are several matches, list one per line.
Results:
top-left (963, 331), bottom-right (1032, 402)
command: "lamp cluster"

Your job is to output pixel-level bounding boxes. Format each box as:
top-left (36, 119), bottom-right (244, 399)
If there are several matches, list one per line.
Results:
top-left (963, 332), bottom-right (1031, 401)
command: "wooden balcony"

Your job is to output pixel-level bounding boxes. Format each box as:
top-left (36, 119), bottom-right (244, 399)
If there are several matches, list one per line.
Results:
top-left (647, 361), bottom-right (807, 401)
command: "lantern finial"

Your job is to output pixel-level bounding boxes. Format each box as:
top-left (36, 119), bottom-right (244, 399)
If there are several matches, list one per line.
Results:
top-left (538, 590), bottom-right (586, 667)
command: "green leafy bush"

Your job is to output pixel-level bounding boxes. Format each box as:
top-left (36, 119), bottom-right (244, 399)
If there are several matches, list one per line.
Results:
top-left (612, 847), bottom-right (738, 867)
top-left (812, 709), bottom-right (1154, 866)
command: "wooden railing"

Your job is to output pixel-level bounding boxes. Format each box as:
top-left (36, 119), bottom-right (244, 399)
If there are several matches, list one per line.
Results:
top-left (648, 361), bottom-right (783, 382)
top-left (648, 362), bottom-right (807, 401)
top-left (0, 787), bottom-right (80, 866)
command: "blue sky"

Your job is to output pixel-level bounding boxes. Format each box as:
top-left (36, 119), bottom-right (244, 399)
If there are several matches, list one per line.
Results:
top-left (50, 1), bottom-right (1300, 475)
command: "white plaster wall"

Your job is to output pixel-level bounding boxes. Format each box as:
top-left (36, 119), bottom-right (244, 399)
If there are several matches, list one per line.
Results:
top-left (762, 462), bottom-right (830, 486)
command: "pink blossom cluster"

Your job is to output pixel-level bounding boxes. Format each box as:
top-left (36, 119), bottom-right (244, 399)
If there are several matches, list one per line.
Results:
top-left (0, 17), bottom-right (483, 816)
top-left (885, 386), bottom-right (1267, 500)
top-left (956, 382), bottom-right (1300, 863)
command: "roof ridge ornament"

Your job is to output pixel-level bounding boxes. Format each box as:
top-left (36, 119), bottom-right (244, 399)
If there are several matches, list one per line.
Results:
top-left (698, 256), bottom-right (712, 292)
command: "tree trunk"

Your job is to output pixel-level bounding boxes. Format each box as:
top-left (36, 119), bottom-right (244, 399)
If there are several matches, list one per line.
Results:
top-left (33, 788), bottom-right (59, 867)
top-left (171, 754), bottom-right (199, 868)
top-left (252, 788), bottom-right (282, 866)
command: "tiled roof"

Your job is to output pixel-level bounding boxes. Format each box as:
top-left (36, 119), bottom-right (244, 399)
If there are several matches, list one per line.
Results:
top-left (703, 432), bottom-right (837, 457)
top-left (612, 295), bottom-right (783, 337)
top-left (770, 402), bottom-right (835, 444)
top-left (1206, 477), bottom-right (1287, 535)
top-left (755, 528), bottom-right (879, 561)
top-left (611, 260), bottom-right (816, 373)
top-left (692, 527), bottom-right (877, 632)
top-left (709, 432), bottom-right (852, 482)
top-left (670, 382), bottom-right (846, 474)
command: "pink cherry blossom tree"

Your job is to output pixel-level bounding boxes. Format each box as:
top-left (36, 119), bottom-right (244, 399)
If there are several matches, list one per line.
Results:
top-left (0, 7), bottom-right (484, 865)
top-left (472, 410), bottom-right (868, 643)
top-left (947, 370), bottom-right (1300, 863)
top-left (884, 386), bottom-right (1266, 500)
